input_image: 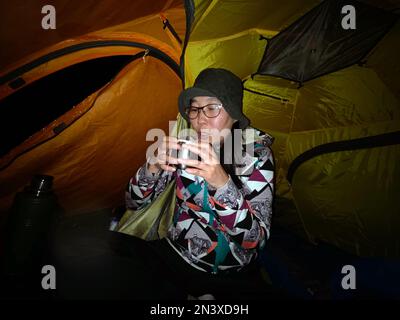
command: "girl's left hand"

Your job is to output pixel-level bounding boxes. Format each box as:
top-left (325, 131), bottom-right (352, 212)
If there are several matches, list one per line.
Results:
top-left (177, 141), bottom-right (229, 189)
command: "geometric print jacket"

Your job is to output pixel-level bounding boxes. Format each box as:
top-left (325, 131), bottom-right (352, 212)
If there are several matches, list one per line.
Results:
top-left (126, 127), bottom-right (274, 274)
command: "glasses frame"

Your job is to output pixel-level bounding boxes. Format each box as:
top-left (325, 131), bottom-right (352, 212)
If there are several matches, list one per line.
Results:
top-left (185, 103), bottom-right (223, 119)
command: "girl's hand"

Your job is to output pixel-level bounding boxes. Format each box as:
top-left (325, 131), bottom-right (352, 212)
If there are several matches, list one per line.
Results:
top-left (177, 141), bottom-right (229, 188)
top-left (147, 136), bottom-right (180, 173)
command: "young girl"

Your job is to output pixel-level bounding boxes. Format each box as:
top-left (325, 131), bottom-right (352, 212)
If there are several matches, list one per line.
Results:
top-left (123, 68), bottom-right (276, 299)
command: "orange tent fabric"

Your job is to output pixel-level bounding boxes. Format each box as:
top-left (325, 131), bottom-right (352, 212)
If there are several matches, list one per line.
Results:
top-left (0, 0), bottom-right (186, 216)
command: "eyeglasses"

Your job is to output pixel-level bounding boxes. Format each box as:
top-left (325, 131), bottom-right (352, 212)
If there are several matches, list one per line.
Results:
top-left (185, 103), bottom-right (222, 119)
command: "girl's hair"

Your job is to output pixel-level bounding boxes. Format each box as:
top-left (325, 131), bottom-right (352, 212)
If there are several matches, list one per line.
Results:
top-left (219, 121), bottom-right (243, 188)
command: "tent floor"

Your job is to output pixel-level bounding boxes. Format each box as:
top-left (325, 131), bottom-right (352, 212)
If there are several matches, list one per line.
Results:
top-left (1, 208), bottom-right (399, 300)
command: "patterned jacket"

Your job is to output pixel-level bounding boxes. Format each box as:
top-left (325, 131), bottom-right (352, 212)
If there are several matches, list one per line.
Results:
top-left (126, 127), bottom-right (274, 274)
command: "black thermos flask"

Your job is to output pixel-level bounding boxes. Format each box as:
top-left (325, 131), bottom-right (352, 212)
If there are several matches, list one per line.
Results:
top-left (4, 174), bottom-right (59, 278)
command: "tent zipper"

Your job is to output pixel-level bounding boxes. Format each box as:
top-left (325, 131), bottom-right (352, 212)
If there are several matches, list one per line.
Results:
top-left (286, 130), bottom-right (400, 184)
top-left (1, 40), bottom-right (181, 87)
top-left (243, 87), bottom-right (290, 102)
top-left (160, 15), bottom-right (183, 45)
top-left (179, 0), bottom-right (195, 88)
top-left (0, 50), bottom-right (175, 172)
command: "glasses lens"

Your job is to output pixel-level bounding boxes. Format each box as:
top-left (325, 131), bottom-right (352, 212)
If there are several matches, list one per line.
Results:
top-left (186, 107), bottom-right (198, 119)
top-left (204, 104), bottom-right (221, 118)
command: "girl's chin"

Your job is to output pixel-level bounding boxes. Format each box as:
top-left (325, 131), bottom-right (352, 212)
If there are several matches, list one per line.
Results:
top-left (199, 134), bottom-right (213, 142)
top-left (197, 132), bottom-right (209, 140)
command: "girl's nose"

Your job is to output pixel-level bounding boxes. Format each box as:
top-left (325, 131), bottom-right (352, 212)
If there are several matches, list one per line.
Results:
top-left (196, 109), bottom-right (208, 124)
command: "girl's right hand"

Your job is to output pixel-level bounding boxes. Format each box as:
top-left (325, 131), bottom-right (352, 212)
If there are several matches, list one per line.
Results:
top-left (147, 136), bottom-right (181, 173)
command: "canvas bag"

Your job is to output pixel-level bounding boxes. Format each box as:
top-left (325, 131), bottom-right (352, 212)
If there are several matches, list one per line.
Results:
top-left (117, 180), bottom-right (176, 241)
top-left (116, 114), bottom-right (187, 241)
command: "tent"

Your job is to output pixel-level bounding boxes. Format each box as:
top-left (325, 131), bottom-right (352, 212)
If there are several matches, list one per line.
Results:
top-left (1, 0), bottom-right (399, 261)
top-left (0, 0), bottom-right (186, 216)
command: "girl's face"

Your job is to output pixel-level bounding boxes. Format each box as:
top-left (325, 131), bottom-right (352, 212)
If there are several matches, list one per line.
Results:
top-left (188, 96), bottom-right (236, 144)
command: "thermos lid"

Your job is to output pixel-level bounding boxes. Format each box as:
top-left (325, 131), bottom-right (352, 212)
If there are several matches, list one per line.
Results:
top-left (30, 174), bottom-right (53, 193)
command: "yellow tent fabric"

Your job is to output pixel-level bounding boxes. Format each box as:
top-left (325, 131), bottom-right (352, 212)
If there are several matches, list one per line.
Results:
top-left (183, 0), bottom-right (399, 257)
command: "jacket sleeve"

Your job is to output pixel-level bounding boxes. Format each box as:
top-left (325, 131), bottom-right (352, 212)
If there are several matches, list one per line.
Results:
top-left (125, 163), bottom-right (174, 210)
top-left (208, 145), bottom-right (274, 250)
